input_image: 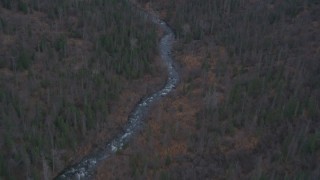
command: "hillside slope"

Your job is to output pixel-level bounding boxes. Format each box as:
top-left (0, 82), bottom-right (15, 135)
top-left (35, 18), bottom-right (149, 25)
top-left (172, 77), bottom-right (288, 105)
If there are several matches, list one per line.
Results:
top-left (0, 0), bottom-right (161, 179)
top-left (96, 0), bottom-right (320, 179)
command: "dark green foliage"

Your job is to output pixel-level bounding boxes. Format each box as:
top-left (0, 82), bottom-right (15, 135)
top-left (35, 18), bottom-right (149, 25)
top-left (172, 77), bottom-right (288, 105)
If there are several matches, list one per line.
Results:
top-left (18, 1), bottom-right (29, 14)
top-left (282, 0), bottom-right (304, 18)
top-left (308, 0), bottom-right (319, 5)
top-left (0, 88), bottom-right (5, 102)
top-left (302, 132), bottom-right (320, 155)
top-left (0, 58), bottom-right (5, 69)
top-left (0, 0), bottom-right (12, 9)
top-left (246, 78), bottom-right (262, 98)
top-left (0, 154), bottom-right (8, 178)
top-left (129, 154), bottom-right (147, 177)
top-left (38, 37), bottom-right (47, 52)
top-left (94, 2), bottom-right (157, 78)
top-left (54, 35), bottom-right (67, 58)
top-left (165, 155), bottom-right (171, 166)
top-left (0, 17), bottom-right (7, 33)
top-left (16, 49), bottom-right (33, 70)
top-left (160, 171), bottom-right (171, 180)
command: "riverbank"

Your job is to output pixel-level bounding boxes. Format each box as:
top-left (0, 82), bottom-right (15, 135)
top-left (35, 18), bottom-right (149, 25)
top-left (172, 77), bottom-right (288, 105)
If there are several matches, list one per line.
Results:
top-left (54, 0), bottom-right (179, 178)
top-left (96, 0), bottom-right (320, 179)
top-left (54, 58), bottom-right (167, 177)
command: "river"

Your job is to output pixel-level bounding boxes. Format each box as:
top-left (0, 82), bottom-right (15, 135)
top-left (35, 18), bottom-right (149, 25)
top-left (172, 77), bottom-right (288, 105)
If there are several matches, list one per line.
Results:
top-left (55, 1), bottom-right (179, 179)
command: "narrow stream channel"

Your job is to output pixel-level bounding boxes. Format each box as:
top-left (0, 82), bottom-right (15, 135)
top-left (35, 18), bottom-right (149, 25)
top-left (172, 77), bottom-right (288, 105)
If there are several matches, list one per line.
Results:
top-left (55, 2), bottom-right (179, 179)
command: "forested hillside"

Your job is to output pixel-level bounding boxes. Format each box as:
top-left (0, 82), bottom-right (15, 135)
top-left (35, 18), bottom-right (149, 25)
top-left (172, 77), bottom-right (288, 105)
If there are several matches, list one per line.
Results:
top-left (97, 0), bottom-right (320, 179)
top-left (0, 0), bottom-right (158, 179)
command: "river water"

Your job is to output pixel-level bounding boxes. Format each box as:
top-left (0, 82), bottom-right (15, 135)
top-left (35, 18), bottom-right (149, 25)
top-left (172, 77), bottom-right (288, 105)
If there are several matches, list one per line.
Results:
top-left (55, 2), bottom-right (178, 180)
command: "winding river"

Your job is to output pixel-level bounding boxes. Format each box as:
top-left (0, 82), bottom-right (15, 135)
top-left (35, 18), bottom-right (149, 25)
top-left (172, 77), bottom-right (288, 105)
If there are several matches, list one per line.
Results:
top-left (55, 1), bottom-right (179, 180)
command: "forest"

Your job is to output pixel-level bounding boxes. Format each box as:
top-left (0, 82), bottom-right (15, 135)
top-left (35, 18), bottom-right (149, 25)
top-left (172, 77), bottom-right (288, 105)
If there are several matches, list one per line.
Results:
top-left (1, 0), bottom-right (319, 179)
top-left (0, 0), bottom-right (158, 179)
top-left (96, 0), bottom-right (320, 179)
